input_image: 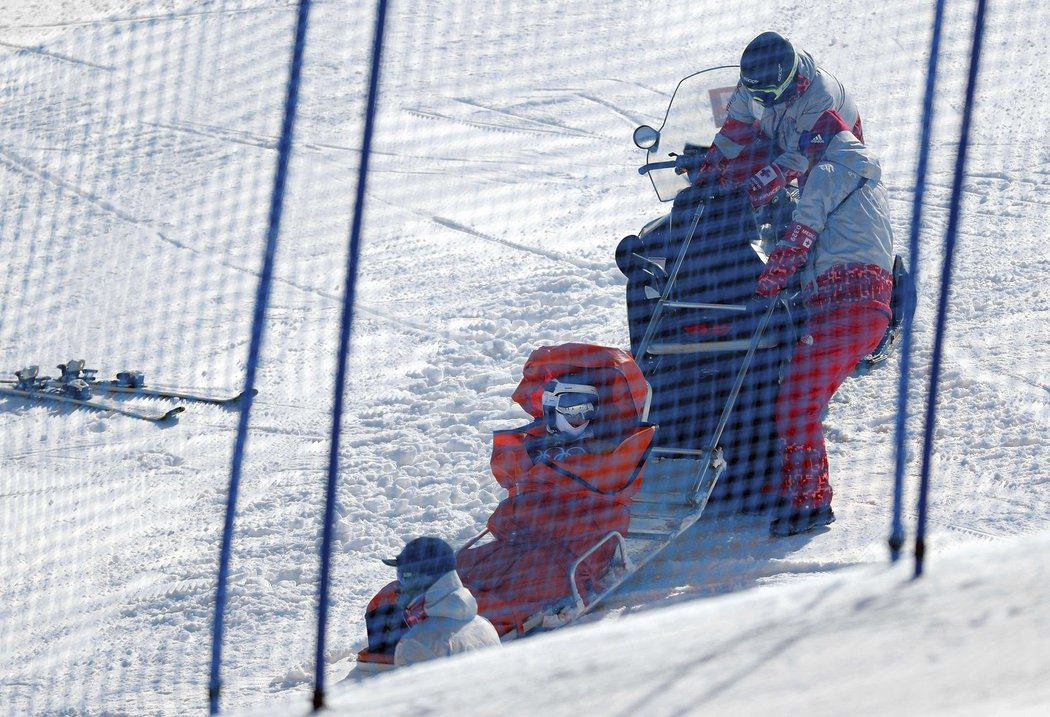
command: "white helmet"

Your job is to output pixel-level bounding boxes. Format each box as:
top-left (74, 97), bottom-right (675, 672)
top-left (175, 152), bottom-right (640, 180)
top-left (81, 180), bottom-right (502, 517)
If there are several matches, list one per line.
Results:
top-left (541, 378), bottom-right (599, 439)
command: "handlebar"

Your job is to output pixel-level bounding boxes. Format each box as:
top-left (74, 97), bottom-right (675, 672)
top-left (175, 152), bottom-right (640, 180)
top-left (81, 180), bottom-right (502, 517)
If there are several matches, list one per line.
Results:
top-left (637, 160), bottom-right (677, 175)
top-left (638, 152), bottom-right (704, 176)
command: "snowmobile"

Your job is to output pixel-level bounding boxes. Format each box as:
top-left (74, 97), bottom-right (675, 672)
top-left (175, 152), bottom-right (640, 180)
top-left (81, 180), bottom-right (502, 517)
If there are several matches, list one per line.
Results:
top-left (616, 65), bottom-right (914, 508)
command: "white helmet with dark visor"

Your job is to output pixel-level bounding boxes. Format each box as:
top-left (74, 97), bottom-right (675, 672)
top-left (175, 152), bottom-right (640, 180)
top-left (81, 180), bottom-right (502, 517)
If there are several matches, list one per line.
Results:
top-left (541, 378), bottom-right (599, 438)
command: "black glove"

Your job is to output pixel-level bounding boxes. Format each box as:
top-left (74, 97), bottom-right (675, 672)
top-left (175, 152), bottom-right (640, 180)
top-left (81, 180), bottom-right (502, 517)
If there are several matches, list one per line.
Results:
top-left (673, 152), bottom-right (704, 177)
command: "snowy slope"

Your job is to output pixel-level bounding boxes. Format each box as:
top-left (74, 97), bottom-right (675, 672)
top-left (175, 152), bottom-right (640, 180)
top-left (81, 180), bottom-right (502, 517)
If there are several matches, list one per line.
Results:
top-left (290, 531), bottom-right (1050, 717)
top-left (1, 1), bottom-right (1048, 716)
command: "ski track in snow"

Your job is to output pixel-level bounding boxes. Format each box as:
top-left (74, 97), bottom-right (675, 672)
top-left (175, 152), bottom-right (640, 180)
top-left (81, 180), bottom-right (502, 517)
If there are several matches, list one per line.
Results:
top-left (0, 39), bottom-right (116, 71)
top-left (382, 200), bottom-right (610, 273)
top-left (0, 2), bottom-right (298, 32)
top-left (0, 126), bottom-right (483, 355)
top-left (1, 65), bottom-right (617, 356)
top-left (403, 104), bottom-right (605, 140)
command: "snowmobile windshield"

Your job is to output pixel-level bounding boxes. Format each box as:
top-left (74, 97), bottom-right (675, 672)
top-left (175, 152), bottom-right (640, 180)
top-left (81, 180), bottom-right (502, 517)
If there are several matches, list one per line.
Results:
top-left (642, 66), bottom-right (740, 202)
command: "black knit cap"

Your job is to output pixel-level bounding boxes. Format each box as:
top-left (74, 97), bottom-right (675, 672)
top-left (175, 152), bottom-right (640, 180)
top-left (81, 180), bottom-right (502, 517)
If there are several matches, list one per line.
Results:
top-left (382, 536), bottom-right (456, 577)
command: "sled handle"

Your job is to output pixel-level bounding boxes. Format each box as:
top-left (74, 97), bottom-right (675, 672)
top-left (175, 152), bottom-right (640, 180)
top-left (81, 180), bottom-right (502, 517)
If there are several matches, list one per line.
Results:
top-left (567, 530), bottom-right (631, 611)
top-left (634, 200), bottom-right (707, 360)
top-left (456, 528), bottom-right (490, 555)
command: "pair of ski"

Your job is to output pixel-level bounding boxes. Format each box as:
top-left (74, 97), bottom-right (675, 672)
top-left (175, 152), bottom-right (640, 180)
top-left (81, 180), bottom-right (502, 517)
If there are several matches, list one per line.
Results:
top-left (0, 361), bottom-right (256, 423)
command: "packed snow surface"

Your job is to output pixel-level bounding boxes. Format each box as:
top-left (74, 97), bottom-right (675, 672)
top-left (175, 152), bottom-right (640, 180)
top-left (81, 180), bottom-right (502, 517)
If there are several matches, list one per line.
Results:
top-left (1, 1), bottom-right (1047, 716)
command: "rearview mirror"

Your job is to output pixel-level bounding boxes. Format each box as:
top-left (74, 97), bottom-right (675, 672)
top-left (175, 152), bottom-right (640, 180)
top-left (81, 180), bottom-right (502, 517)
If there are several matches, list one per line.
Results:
top-left (633, 125), bottom-right (660, 150)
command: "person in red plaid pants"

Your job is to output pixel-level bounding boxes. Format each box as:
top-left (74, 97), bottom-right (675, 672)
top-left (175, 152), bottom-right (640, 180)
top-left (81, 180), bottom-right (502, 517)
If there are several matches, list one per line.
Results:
top-left (692, 32), bottom-right (896, 535)
top-left (754, 123), bottom-right (894, 537)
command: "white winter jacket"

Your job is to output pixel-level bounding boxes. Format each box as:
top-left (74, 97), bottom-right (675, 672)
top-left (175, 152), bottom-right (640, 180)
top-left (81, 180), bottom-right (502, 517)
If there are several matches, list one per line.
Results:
top-left (394, 570), bottom-right (501, 667)
top-left (714, 49), bottom-right (893, 291)
top-left (794, 130), bottom-right (895, 284)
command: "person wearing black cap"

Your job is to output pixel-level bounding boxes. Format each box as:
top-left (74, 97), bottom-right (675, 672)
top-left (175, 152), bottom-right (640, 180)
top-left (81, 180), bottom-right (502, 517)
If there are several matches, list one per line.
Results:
top-left (378, 536), bottom-right (500, 667)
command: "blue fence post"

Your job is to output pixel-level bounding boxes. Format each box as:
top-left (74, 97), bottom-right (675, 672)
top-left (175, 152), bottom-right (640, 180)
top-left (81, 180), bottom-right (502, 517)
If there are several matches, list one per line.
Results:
top-left (890, 0), bottom-right (947, 563)
top-left (208, 2), bottom-right (313, 714)
top-left (914, 0), bottom-right (988, 578)
top-left (312, 0), bottom-right (390, 711)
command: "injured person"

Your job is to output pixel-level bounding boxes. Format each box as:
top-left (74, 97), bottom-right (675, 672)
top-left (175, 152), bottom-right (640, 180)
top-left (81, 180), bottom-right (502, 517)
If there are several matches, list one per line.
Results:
top-left (358, 344), bottom-right (655, 668)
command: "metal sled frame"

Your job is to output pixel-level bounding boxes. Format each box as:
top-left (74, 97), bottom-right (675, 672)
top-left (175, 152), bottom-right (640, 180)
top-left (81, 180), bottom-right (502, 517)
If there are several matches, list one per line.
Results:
top-left (479, 197), bottom-right (781, 639)
top-left (510, 299), bottom-right (778, 635)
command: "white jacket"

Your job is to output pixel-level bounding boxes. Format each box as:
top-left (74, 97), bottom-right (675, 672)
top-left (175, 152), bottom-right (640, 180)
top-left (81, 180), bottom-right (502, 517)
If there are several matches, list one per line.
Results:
top-left (794, 130), bottom-right (895, 283)
top-left (394, 570), bottom-right (501, 667)
top-left (715, 50), bottom-right (893, 286)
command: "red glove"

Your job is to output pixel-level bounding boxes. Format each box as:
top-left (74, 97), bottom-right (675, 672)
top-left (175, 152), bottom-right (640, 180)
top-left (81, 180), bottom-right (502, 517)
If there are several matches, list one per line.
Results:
top-left (745, 163), bottom-right (797, 209)
top-left (755, 222), bottom-right (818, 297)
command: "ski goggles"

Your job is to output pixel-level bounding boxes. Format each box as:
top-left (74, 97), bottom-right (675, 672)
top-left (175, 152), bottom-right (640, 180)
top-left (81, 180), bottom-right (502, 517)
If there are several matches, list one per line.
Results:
top-left (746, 77), bottom-right (795, 106)
top-left (396, 566), bottom-right (431, 596)
top-left (744, 55), bottom-right (800, 106)
top-left (542, 382), bottom-right (599, 427)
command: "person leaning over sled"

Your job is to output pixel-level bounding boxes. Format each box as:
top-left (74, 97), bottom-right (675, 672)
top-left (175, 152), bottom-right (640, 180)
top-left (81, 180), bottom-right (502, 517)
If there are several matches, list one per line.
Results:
top-left (684, 32), bottom-right (893, 535)
top-left (376, 537), bottom-right (500, 667)
top-left (734, 39), bottom-right (893, 536)
top-left (688, 31), bottom-right (865, 210)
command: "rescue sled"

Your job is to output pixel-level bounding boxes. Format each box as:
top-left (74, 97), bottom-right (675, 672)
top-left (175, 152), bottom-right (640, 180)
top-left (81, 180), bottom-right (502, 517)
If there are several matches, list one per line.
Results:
top-left (357, 342), bottom-right (664, 665)
top-left (456, 342), bottom-right (658, 637)
top-left (453, 331), bottom-right (780, 638)
top-left (355, 324), bottom-right (777, 664)
top-left (497, 314), bottom-right (781, 636)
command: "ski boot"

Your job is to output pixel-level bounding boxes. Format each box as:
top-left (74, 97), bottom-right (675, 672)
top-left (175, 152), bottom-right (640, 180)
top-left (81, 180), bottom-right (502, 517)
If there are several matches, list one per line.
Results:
top-left (770, 505), bottom-right (836, 537)
top-left (770, 443), bottom-right (835, 537)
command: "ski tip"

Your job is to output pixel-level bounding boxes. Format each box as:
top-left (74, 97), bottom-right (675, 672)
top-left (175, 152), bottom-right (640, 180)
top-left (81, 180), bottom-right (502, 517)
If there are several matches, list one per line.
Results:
top-left (222, 388), bottom-right (258, 406)
top-left (160, 406), bottom-right (187, 422)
